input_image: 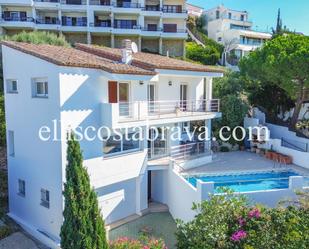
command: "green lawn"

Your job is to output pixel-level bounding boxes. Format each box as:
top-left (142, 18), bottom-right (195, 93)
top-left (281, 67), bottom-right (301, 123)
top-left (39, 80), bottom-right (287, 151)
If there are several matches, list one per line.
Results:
top-left (108, 212), bottom-right (177, 249)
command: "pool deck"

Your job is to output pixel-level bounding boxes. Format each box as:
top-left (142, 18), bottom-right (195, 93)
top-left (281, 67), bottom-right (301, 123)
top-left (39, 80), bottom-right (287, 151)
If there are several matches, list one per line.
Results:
top-left (184, 151), bottom-right (309, 176)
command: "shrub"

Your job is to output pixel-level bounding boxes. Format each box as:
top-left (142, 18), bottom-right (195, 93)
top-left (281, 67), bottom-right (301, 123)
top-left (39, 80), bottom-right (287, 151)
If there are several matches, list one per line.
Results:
top-left (2, 31), bottom-right (70, 47)
top-left (186, 42), bottom-right (221, 65)
top-left (0, 226), bottom-right (12, 240)
top-left (176, 191), bottom-right (309, 249)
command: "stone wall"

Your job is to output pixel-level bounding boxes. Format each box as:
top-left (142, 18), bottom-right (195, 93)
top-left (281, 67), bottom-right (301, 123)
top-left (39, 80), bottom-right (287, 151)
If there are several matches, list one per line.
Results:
top-left (63, 32), bottom-right (88, 45)
top-left (162, 39), bottom-right (184, 57)
top-left (92, 35), bottom-right (111, 47)
top-left (141, 38), bottom-right (159, 53)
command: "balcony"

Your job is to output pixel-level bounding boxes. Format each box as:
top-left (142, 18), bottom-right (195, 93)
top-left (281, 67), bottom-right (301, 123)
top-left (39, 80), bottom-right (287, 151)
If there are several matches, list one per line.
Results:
top-left (36, 18), bottom-right (60, 25)
top-left (142, 5), bottom-right (161, 11)
top-left (34, 0), bottom-right (60, 2)
top-left (1, 15), bottom-right (35, 28)
top-left (60, 0), bottom-right (87, 4)
top-left (101, 99), bottom-right (221, 127)
top-left (162, 5), bottom-right (187, 13)
top-left (89, 0), bottom-right (111, 5)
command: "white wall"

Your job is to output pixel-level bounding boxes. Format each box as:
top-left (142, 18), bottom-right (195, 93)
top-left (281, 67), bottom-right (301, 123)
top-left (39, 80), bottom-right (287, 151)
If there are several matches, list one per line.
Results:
top-left (96, 178), bottom-right (137, 225)
top-left (151, 169), bottom-right (168, 204)
top-left (3, 46), bottom-right (63, 242)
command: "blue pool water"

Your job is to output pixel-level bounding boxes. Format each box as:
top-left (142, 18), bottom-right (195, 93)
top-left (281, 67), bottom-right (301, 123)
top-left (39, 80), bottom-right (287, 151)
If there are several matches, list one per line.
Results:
top-left (186, 171), bottom-right (301, 193)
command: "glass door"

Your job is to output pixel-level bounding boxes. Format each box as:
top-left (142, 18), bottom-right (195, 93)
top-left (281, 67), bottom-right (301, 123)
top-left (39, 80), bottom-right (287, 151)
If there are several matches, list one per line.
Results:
top-left (148, 127), bottom-right (168, 159)
top-left (119, 82), bottom-right (130, 117)
top-left (180, 84), bottom-right (188, 111)
top-left (148, 83), bottom-right (156, 114)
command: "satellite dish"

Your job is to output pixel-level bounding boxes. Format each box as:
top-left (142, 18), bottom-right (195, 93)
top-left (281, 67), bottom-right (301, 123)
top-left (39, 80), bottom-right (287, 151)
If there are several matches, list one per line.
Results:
top-left (131, 42), bottom-right (138, 53)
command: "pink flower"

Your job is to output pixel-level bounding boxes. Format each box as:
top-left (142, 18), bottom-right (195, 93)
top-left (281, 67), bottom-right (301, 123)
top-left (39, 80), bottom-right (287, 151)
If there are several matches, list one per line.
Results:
top-left (248, 208), bottom-right (261, 219)
top-left (143, 246), bottom-right (150, 249)
top-left (238, 217), bottom-right (246, 227)
top-left (231, 230), bottom-right (247, 242)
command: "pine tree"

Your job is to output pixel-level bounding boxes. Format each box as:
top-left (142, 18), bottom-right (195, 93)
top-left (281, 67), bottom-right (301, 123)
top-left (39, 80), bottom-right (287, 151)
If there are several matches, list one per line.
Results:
top-left (60, 133), bottom-right (108, 249)
top-left (276, 8), bottom-right (282, 34)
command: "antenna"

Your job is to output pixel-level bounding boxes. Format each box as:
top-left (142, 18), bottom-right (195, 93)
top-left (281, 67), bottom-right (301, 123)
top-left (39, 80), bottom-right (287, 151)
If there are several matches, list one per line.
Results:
top-left (131, 42), bottom-right (138, 53)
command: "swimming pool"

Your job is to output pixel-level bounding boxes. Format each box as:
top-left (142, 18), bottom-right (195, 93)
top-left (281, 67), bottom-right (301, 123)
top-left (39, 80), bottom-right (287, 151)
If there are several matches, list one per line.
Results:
top-left (186, 170), bottom-right (303, 193)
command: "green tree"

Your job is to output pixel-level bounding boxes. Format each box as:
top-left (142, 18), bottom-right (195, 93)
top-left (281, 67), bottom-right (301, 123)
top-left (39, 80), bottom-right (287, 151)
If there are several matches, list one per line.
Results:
top-left (186, 42), bottom-right (221, 65)
top-left (239, 34), bottom-right (309, 130)
top-left (60, 133), bottom-right (108, 249)
top-left (213, 72), bottom-right (249, 144)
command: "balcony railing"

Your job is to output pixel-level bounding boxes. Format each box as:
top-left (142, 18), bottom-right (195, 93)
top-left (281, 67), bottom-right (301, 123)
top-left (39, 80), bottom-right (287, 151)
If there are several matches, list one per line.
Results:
top-left (34, 0), bottom-right (60, 2)
top-left (142, 5), bottom-right (160, 11)
top-left (60, 0), bottom-right (87, 5)
top-left (90, 21), bottom-right (111, 27)
top-left (171, 141), bottom-right (211, 162)
top-left (117, 99), bottom-right (220, 121)
top-left (114, 24), bottom-right (141, 29)
top-left (89, 0), bottom-right (111, 5)
top-left (36, 18), bottom-right (61, 25)
top-left (162, 28), bottom-right (187, 33)
top-left (1, 16), bottom-right (34, 22)
top-left (162, 5), bottom-right (187, 13)
top-left (116, 2), bottom-right (141, 8)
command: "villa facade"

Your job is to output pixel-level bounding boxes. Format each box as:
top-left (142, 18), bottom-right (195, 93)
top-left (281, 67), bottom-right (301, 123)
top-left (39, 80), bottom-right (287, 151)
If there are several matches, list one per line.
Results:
top-left (203, 4), bottom-right (272, 67)
top-left (0, 0), bottom-right (188, 56)
top-left (2, 40), bottom-right (223, 247)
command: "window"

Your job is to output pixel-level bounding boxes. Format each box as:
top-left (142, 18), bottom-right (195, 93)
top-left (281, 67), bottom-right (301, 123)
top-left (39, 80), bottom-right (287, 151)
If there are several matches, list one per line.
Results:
top-left (18, 179), bottom-right (25, 197)
top-left (40, 189), bottom-right (50, 208)
top-left (228, 12), bottom-right (232, 19)
top-left (8, 130), bottom-right (15, 157)
top-left (240, 14), bottom-right (245, 21)
top-left (103, 132), bottom-right (140, 156)
top-left (33, 78), bottom-right (48, 98)
top-left (216, 10), bottom-right (220, 19)
top-left (217, 37), bottom-right (222, 42)
top-left (6, 79), bottom-right (18, 93)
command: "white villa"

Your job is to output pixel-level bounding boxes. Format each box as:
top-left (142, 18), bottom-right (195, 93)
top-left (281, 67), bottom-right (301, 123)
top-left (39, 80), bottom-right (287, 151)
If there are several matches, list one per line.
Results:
top-left (203, 4), bottom-right (272, 67)
top-left (2, 40), bottom-right (223, 247)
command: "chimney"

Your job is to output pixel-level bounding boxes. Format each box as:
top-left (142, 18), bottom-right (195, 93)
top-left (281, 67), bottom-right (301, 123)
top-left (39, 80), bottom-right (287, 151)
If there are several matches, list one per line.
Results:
top-left (121, 39), bottom-right (133, 64)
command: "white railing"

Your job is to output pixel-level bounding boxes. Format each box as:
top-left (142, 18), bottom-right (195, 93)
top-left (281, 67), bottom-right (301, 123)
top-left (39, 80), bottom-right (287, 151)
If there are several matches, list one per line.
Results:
top-left (171, 141), bottom-right (211, 161)
top-left (118, 99), bottom-right (220, 121)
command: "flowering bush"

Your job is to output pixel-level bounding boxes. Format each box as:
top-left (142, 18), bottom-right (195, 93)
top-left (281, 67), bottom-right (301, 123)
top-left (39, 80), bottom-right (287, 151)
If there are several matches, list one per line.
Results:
top-left (176, 190), bottom-right (309, 249)
top-left (109, 237), bottom-right (167, 249)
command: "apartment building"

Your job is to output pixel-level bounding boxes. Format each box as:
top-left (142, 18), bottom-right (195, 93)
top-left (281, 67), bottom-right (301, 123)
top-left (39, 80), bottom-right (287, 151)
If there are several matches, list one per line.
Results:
top-left (0, 0), bottom-right (188, 56)
top-left (2, 40), bottom-right (223, 247)
top-left (186, 2), bottom-right (203, 17)
top-left (203, 4), bottom-right (272, 66)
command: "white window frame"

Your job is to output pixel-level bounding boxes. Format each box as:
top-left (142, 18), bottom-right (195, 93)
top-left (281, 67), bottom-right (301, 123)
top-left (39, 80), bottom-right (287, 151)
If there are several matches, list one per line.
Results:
top-left (18, 179), bottom-right (25, 197)
top-left (40, 188), bottom-right (50, 208)
top-left (6, 79), bottom-right (18, 94)
top-left (32, 78), bottom-right (48, 98)
top-left (103, 131), bottom-right (141, 157)
top-left (8, 130), bottom-right (15, 157)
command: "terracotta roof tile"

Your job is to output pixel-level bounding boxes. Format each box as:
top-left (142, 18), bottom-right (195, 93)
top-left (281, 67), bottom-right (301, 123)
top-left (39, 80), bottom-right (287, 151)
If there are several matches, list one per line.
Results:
top-left (1, 41), bottom-right (156, 76)
top-left (75, 43), bottom-right (225, 73)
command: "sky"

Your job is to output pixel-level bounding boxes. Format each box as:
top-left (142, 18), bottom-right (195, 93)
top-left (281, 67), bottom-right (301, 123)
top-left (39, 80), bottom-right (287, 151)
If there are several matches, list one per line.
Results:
top-left (188, 0), bottom-right (309, 35)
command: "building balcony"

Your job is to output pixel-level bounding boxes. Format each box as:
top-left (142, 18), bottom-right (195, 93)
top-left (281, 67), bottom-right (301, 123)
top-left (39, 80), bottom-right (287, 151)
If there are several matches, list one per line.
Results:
top-left (60, 0), bottom-right (87, 4)
top-left (148, 141), bottom-right (212, 167)
top-left (89, 0), bottom-right (112, 6)
top-left (101, 99), bottom-right (221, 128)
top-left (35, 18), bottom-right (61, 30)
top-left (0, 16), bottom-right (35, 28)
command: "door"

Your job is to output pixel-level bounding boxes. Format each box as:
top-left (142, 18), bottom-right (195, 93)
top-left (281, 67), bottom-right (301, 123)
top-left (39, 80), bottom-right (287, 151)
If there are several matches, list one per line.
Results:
top-left (148, 127), bottom-right (168, 159)
top-left (148, 171), bottom-right (152, 201)
top-left (180, 84), bottom-right (188, 111)
top-left (148, 83), bottom-right (156, 113)
top-left (108, 81), bottom-right (118, 103)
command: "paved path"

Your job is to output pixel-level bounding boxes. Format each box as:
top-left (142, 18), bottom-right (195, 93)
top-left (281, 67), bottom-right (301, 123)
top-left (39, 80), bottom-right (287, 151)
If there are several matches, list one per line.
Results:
top-left (185, 151), bottom-right (309, 176)
top-left (0, 232), bottom-right (39, 249)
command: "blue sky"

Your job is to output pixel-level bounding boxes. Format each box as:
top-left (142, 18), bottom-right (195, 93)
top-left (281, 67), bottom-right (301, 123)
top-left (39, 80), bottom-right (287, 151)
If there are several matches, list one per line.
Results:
top-left (188, 0), bottom-right (309, 35)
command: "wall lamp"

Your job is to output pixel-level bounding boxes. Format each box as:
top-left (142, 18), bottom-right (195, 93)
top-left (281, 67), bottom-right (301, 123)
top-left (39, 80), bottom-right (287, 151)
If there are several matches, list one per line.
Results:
top-left (168, 80), bottom-right (172, 86)
top-left (139, 81), bottom-right (144, 85)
